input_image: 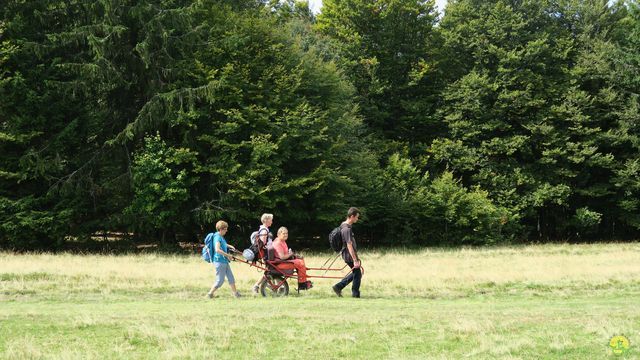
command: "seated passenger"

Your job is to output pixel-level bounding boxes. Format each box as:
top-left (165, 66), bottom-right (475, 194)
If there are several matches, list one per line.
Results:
top-left (272, 227), bottom-right (312, 290)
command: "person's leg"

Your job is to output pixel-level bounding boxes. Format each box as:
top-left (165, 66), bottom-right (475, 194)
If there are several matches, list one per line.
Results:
top-left (252, 243), bottom-right (266, 294)
top-left (351, 267), bottom-right (362, 298)
top-left (229, 283), bottom-right (240, 296)
top-left (208, 262), bottom-right (226, 297)
top-left (253, 278), bottom-right (264, 292)
top-left (334, 262), bottom-right (354, 292)
top-left (292, 259), bottom-right (307, 283)
top-left (275, 261), bottom-right (307, 285)
top-left (272, 262), bottom-right (309, 289)
top-left (292, 259), bottom-right (312, 289)
top-left (226, 265), bottom-right (240, 297)
top-left (274, 262), bottom-right (296, 276)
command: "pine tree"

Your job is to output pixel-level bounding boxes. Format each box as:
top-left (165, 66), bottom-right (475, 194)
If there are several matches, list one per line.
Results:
top-left (316, 0), bottom-right (442, 149)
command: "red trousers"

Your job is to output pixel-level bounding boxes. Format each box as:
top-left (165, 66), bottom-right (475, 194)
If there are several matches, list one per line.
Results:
top-left (274, 259), bottom-right (307, 283)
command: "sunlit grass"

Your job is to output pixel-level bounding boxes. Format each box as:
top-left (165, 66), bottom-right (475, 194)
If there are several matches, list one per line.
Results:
top-left (1, 243), bottom-right (639, 359)
top-left (2, 243), bottom-right (638, 300)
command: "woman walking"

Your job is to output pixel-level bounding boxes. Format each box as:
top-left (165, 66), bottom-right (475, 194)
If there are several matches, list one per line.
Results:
top-left (206, 220), bottom-right (242, 299)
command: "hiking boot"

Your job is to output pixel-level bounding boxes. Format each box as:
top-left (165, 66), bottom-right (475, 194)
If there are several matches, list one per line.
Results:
top-left (298, 281), bottom-right (312, 291)
top-left (332, 285), bottom-right (343, 297)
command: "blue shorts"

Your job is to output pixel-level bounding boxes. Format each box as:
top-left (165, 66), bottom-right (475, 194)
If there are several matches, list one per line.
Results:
top-left (213, 262), bottom-right (235, 288)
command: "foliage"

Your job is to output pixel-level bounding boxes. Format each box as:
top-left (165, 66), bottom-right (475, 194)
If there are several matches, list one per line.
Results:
top-left (1, 0), bottom-right (640, 248)
top-left (316, 0), bottom-right (443, 147)
top-left (429, 0), bottom-right (640, 240)
top-left (366, 154), bottom-right (510, 245)
top-left (125, 134), bottom-right (198, 241)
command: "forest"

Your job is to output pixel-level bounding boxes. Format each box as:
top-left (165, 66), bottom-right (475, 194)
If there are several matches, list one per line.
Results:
top-left (1, 0), bottom-right (639, 249)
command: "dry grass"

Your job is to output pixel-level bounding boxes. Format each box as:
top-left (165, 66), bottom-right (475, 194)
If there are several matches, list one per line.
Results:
top-left (2, 242), bottom-right (638, 300)
top-left (1, 243), bottom-right (639, 359)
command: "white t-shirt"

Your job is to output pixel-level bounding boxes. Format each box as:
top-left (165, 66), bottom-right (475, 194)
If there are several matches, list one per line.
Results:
top-left (258, 225), bottom-right (273, 247)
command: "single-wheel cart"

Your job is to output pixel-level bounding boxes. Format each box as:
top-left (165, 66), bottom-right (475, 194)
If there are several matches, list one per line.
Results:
top-left (229, 243), bottom-right (359, 297)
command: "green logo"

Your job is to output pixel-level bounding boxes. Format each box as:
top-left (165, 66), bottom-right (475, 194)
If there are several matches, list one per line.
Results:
top-left (610, 335), bottom-right (630, 355)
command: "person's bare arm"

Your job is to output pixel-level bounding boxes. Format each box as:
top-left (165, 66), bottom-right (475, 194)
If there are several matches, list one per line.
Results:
top-left (347, 241), bottom-right (360, 268)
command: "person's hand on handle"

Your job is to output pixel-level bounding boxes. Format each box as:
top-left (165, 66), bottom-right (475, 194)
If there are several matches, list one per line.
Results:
top-left (353, 259), bottom-right (361, 269)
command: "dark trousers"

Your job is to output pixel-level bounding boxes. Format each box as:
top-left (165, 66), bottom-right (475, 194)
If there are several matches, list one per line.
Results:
top-left (335, 262), bottom-right (361, 297)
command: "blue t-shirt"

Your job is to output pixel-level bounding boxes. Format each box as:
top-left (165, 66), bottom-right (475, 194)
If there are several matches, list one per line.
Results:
top-left (212, 232), bottom-right (229, 264)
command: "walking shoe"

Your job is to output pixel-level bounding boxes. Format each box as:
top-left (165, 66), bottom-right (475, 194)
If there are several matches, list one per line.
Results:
top-left (297, 281), bottom-right (312, 291)
top-left (252, 285), bottom-right (259, 295)
top-left (234, 292), bottom-right (242, 298)
top-left (332, 285), bottom-right (343, 297)
top-left (206, 292), bottom-right (214, 299)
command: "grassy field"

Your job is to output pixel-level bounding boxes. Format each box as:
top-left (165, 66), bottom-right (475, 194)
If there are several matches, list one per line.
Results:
top-left (1, 243), bottom-right (639, 359)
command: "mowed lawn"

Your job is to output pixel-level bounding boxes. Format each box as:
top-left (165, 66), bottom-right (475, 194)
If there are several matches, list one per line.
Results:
top-left (1, 243), bottom-right (639, 359)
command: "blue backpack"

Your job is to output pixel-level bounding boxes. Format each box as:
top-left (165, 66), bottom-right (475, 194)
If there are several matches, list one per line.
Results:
top-left (202, 233), bottom-right (215, 263)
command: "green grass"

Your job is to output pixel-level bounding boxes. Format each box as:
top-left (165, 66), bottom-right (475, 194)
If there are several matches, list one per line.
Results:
top-left (1, 243), bottom-right (639, 359)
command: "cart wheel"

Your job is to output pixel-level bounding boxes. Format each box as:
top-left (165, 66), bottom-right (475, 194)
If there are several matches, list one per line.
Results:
top-left (260, 275), bottom-right (289, 297)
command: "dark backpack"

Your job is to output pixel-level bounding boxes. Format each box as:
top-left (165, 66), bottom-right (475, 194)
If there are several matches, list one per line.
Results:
top-left (328, 225), bottom-right (344, 252)
top-left (248, 238), bottom-right (262, 264)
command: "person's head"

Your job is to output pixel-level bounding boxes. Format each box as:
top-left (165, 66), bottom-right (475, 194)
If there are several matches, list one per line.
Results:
top-left (277, 227), bottom-right (288, 241)
top-left (261, 213), bottom-right (273, 227)
top-left (346, 207), bottom-right (360, 224)
top-left (216, 220), bottom-right (229, 235)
